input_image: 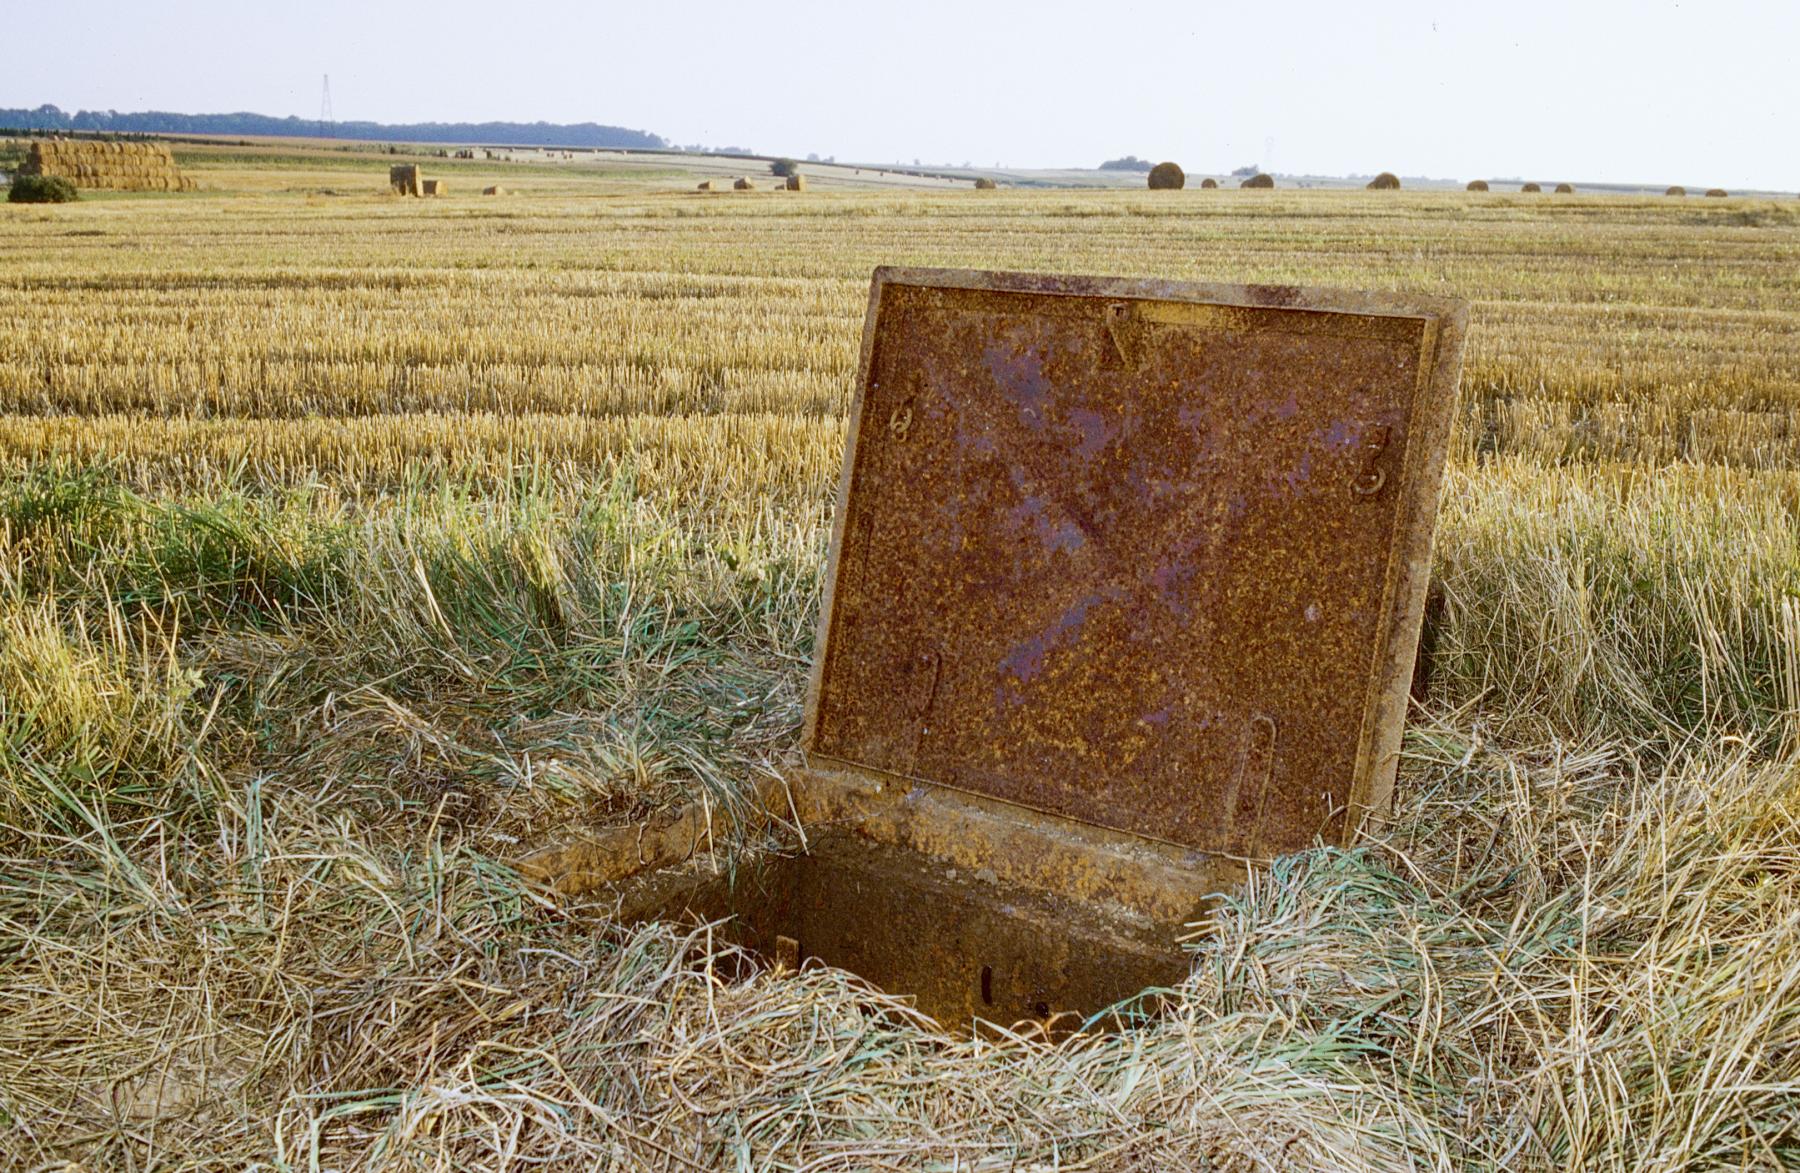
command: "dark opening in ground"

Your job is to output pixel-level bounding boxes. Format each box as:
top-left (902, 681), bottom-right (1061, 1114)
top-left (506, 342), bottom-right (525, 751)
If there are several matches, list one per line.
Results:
top-left (618, 831), bottom-right (1191, 1034)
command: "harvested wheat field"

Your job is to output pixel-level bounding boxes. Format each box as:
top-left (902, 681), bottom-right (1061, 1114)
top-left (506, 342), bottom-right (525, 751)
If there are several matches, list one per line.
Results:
top-left (4, 166), bottom-right (1800, 1169)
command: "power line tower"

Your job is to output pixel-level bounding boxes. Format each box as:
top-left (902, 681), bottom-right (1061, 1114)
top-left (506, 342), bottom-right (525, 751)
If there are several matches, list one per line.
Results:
top-left (319, 74), bottom-right (335, 137)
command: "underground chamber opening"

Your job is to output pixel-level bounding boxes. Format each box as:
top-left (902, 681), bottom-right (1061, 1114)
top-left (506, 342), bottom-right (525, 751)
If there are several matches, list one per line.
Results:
top-left (618, 830), bottom-right (1192, 1033)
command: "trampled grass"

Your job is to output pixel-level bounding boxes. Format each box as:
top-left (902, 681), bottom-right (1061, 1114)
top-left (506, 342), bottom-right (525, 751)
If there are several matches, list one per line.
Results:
top-left (3, 173), bottom-right (1799, 1168)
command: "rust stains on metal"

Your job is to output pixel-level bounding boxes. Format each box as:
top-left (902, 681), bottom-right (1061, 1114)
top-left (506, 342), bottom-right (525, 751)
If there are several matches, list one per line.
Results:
top-left (807, 268), bottom-right (1467, 859)
top-left (792, 761), bottom-right (1236, 928)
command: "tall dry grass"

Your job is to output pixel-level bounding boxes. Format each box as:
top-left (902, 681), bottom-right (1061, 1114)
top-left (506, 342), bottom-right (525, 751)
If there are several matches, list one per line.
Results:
top-left (5, 637), bottom-right (1796, 1167)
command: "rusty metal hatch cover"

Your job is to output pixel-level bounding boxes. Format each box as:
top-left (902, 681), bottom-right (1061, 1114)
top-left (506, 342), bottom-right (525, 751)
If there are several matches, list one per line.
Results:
top-left (806, 269), bottom-right (1468, 859)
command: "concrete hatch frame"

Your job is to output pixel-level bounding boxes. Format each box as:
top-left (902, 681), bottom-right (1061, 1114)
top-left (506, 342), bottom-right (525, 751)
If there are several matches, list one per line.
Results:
top-left (525, 267), bottom-right (1469, 1033)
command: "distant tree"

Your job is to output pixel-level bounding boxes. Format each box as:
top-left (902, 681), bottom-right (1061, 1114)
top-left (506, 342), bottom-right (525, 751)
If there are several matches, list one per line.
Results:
top-left (1230, 164), bottom-right (1260, 177)
top-left (1099, 155), bottom-right (1154, 172)
top-left (8, 174), bottom-right (78, 203)
top-left (770, 158), bottom-right (802, 178)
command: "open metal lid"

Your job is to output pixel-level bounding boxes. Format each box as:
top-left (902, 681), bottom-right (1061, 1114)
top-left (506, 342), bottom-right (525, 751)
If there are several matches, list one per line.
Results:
top-left (805, 269), bottom-right (1467, 858)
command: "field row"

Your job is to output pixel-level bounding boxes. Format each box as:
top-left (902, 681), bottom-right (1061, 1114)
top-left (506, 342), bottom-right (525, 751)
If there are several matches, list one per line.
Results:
top-left (4, 191), bottom-right (1797, 479)
top-left (11, 402), bottom-right (1800, 510)
top-left (3, 289), bottom-right (1796, 413)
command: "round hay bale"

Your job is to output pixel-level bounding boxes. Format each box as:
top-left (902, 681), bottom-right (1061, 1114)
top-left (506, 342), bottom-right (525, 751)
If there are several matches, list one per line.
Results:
top-left (696, 180), bottom-right (716, 192)
top-left (1466, 179), bottom-right (1489, 192)
top-left (482, 185), bottom-right (507, 196)
top-left (733, 176), bottom-right (755, 191)
top-left (1554, 182), bottom-right (1575, 194)
top-left (1240, 173), bottom-right (1275, 189)
top-left (1147, 161), bottom-right (1185, 190)
top-left (1366, 171), bottom-right (1401, 190)
top-left (786, 174), bottom-right (806, 192)
top-left (1665, 185), bottom-right (1686, 196)
top-left (1199, 177), bottom-right (1218, 189)
top-left (1706, 187), bottom-right (1729, 198)
top-left (973, 177), bottom-right (997, 190)
top-left (1521, 182), bottom-right (1542, 193)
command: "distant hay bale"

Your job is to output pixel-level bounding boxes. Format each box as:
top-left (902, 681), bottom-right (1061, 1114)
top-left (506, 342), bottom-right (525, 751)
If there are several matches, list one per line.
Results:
top-left (1199, 177), bottom-right (1218, 189)
top-left (1706, 188), bottom-right (1729, 198)
top-left (1554, 182), bottom-right (1575, 194)
top-left (389, 164), bottom-right (422, 196)
top-left (1240, 173), bottom-right (1275, 189)
top-left (422, 179), bottom-right (445, 197)
top-left (482, 185), bottom-right (507, 196)
top-left (973, 177), bottom-right (997, 190)
top-left (1366, 171), bottom-right (1401, 190)
top-left (1466, 179), bottom-right (1489, 192)
top-left (1520, 182), bottom-right (1542, 193)
top-left (786, 174), bottom-right (806, 192)
top-left (1146, 162), bottom-right (1185, 190)
top-left (733, 177), bottom-right (755, 191)
top-left (1665, 185), bottom-right (1686, 196)
top-left (696, 180), bottom-right (717, 192)
top-left (22, 138), bottom-right (194, 193)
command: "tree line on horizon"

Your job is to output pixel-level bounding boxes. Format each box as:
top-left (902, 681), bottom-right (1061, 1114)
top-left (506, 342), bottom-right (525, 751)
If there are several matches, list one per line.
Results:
top-left (0, 104), bottom-right (668, 150)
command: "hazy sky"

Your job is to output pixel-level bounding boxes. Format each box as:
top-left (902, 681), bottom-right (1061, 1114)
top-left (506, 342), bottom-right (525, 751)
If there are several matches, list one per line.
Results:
top-left (8, 1), bottom-right (1797, 190)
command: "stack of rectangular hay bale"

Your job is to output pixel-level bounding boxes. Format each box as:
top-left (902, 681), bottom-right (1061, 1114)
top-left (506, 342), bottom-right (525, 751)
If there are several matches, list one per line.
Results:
top-left (21, 139), bottom-right (197, 192)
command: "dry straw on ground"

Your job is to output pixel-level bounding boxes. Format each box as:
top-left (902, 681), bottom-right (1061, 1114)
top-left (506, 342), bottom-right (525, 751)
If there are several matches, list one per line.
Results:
top-left (1147, 161), bottom-right (1185, 190)
top-left (21, 138), bottom-right (196, 192)
top-left (5, 181), bottom-right (1800, 1168)
top-left (4, 473), bottom-right (1800, 1169)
